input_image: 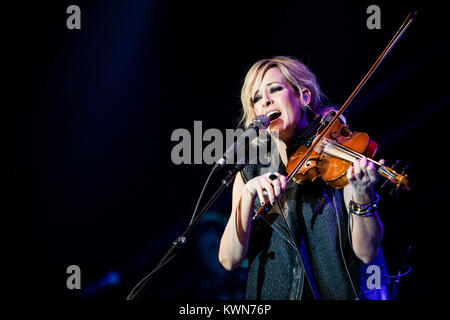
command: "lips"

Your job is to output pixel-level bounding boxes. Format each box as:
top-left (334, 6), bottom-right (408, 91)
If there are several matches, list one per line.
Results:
top-left (266, 110), bottom-right (282, 122)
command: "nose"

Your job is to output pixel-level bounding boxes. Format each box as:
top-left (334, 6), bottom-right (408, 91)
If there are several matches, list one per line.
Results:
top-left (262, 92), bottom-right (273, 107)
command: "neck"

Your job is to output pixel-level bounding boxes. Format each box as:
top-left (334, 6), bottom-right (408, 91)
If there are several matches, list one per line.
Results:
top-left (286, 114), bottom-right (309, 156)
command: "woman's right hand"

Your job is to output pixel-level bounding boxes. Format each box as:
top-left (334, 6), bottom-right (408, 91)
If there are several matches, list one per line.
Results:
top-left (219, 172), bottom-right (287, 270)
top-left (243, 172), bottom-right (287, 206)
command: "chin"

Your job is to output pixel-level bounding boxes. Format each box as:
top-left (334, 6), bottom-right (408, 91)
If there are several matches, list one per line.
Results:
top-left (269, 120), bottom-right (290, 135)
top-left (268, 125), bottom-right (282, 135)
top-left (269, 128), bottom-right (288, 141)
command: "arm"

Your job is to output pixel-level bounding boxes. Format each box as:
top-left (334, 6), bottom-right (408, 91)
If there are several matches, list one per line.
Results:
top-left (343, 158), bottom-right (384, 264)
top-left (218, 174), bottom-right (252, 271)
top-left (218, 172), bottom-right (287, 270)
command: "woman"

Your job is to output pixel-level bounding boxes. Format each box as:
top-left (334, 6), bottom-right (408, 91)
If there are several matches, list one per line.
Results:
top-left (218, 56), bottom-right (390, 300)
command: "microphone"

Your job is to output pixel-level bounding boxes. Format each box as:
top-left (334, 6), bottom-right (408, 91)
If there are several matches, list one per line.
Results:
top-left (213, 115), bottom-right (270, 172)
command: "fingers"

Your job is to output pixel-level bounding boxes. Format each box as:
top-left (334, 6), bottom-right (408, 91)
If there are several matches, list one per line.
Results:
top-left (346, 163), bottom-right (355, 182)
top-left (255, 181), bottom-right (266, 206)
top-left (347, 158), bottom-right (380, 185)
top-left (251, 172), bottom-right (287, 206)
top-left (362, 158), bottom-right (379, 182)
top-left (260, 177), bottom-right (275, 205)
top-left (354, 158), bottom-right (364, 179)
top-left (271, 178), bottom-right (281, 200)
top-left (366, 159), bottom-right (378, 182)
top-left (278, 174), bottom-right (287, 190)
top-left (266, 172), bottom-right (287, 197)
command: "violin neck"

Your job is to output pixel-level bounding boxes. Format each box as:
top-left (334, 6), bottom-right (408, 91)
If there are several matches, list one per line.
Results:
top-left (319, 139), bottom-right (401, 183)
top-left (319, 139), bottom-right (379, 165)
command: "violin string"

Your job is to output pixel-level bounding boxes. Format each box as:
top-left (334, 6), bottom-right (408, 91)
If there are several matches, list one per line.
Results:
top-left (320, 138), bottom-right (374, 163)
top-left (256, 13), bottom-right (414, 219)
top-left (321, 139), bottom-right (396, 179)
top-left (330, 142), bottom-right (397, 180)
top-left (298, 12), bottom-right (415, 184)
top-left (317, 139), bottom-right (398, 180)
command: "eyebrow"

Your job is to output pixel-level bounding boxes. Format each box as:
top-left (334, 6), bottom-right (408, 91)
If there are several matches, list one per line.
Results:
top-left (253, 81), bottom-right (283, 97)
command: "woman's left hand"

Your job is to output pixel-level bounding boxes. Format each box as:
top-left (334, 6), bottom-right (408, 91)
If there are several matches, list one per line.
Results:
top-left (346, 158), bottom-right (384, 204)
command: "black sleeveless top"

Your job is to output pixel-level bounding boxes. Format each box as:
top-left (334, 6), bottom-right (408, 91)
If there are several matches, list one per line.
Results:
top-left (240, 118), bottom-right (390, 300)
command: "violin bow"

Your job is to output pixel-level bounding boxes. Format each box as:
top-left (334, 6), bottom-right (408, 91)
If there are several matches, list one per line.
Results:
top-left (253, 11), bottom-right (417, 219)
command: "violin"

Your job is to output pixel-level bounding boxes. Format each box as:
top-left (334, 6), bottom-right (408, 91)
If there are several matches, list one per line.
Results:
top-left (285, 116), bottom-right (410, 190)
top-left (253, 12), bottom-right (416, 219)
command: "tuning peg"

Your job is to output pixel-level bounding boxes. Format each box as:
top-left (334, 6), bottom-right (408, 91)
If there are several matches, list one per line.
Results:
top-left (391, 160), bottom-right (400, 170)
top-left (400, 165), bottom-right (408, 176)
top-left (389, 164), bottom-right (409, 197)
top-left (381, 160), bottom-right (400, 190)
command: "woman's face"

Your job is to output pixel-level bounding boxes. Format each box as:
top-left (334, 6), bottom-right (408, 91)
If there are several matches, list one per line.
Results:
top-left (252, 67), bottom-right (309, 141)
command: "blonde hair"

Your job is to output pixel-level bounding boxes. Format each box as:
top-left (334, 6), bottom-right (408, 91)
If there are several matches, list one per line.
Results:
top-left (239, 56), bottom-right (329, 128)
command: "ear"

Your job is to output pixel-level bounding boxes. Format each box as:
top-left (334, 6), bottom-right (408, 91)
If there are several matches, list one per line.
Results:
top-left (300, 88), bottom-right (311, 105)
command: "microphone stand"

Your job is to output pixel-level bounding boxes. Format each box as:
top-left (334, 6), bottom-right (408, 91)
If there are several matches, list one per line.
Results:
top-left (126, 163), bottom-right (245, 301)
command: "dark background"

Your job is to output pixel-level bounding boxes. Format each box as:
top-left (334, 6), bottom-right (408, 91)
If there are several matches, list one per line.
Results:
top-left (7, 0), bottom-right (449, 303)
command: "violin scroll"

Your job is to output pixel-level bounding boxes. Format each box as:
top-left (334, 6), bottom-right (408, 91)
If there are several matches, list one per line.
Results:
top-left (380, 160), bottom-right (410, 197)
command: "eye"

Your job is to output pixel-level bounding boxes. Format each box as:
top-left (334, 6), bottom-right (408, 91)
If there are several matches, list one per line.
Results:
top-left (253, 95), bottom-right (262, 104)
top-left (270, 86), bottom-right (283, 93)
